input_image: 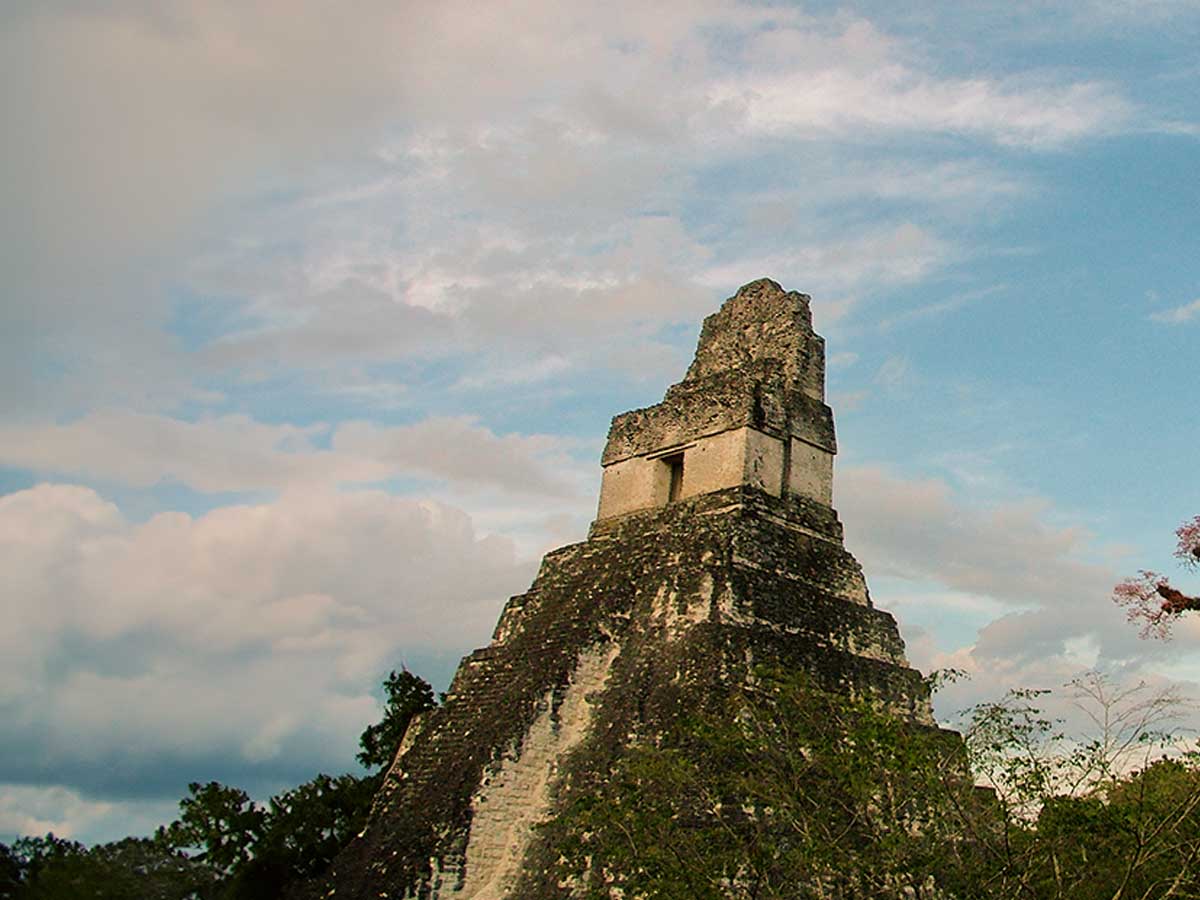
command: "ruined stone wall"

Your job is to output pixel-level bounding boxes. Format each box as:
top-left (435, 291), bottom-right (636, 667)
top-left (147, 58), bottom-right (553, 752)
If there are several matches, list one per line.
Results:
top-left (789, 435), bottom-right (834, 506)
top-left (320, 486), bottom-right (935, 899)
top-left (596, 425), bottom-right (834, 522)
top-left (457, 644), bottom-right (619, 900)
top-left (598, 425), bottom-right (796, 519)
top-left (685, 278), bottom-right (826, 402)
top-left (600, 368), bottom-right (836, 465)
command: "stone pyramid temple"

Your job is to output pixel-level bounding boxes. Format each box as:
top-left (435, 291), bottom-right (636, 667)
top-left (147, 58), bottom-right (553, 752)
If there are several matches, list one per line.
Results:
top-left (323, 278), bottom-right (939, 899)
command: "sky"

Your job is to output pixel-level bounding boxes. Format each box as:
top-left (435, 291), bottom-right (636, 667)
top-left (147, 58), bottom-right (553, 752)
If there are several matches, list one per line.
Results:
top-left (2, 0), bottom-right (1199, 845)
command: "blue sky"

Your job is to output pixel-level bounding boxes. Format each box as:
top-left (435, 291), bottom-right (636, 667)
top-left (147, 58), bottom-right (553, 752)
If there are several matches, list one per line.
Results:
top-left (2, 0), bottom-right (1198, 844)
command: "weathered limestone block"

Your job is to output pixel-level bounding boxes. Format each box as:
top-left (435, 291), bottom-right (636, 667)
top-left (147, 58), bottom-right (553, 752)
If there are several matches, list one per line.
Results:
top-left (790, 435), bottom-right (834, 506)
top-left (685, 277), bottom-right (826, 402)
top-left (317, 279), bottom-right (953, 900)
top-left (458, 644), bottom-right (620, 900)
top-left (600, 369), bottom-right (836, 465)
top-left (597, 425), bottom-right (795, 518)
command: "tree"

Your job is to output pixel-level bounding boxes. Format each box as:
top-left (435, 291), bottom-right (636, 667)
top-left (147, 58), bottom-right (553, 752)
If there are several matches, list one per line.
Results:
top-left (546, 669), bottom-right (980, 899)
top-left (154, 774), bottom-right (380, 900)
top-left (0, 836), bottom-right (86, 900)
top-left (356, 668), bottom-right (436, 770)
top-left (158, 782), bottom-right (267, 879)
top-left (205, 772), bottom-right (380, 899)
top-left (0, 842), bottom-right (22, 900)
top-left (961, 673), bottom-right (1200, 899)
top-left (1114, 515), bottom-right (1200, 638)
top-left (2, 834), bottom-right (213, 900)
top-left (547, 669), bottom-right (1200, 899)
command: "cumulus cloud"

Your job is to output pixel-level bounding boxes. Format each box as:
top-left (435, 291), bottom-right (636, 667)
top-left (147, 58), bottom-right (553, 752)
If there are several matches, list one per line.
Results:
top-left (837, 465), bottom-right (1194, 726)
top-left (0, 785), bottom-right (117, 842)
top-left (332, 418), bottom-right (579, 496)
top-left (0, 483), bottom-right (536, 808)
top-left (841, 466), bottom-right (1108, 611)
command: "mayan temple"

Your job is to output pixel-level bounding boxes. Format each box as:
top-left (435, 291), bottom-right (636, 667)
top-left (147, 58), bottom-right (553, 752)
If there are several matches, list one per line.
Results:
top-left (323, 278), bottom-right (942, 899)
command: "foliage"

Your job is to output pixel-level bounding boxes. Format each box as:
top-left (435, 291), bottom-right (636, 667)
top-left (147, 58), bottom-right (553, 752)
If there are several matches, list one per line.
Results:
top-left (219, 771), bottom-right (381, 898)
top-left (159, 782), bottom-right (266, 878)
top-left (1115, 515), bottom-right (1200, 638)
top-left (549, 669), bottom-right (1200, 899)
top-left (1180, 518), bottom-right (1200, 569)
top-left (548, 669), bottom-right (981, 899)
top-left (957, 673), bottom-right (1200, 898)
top-left (150, 772), bottom-right (383, 899)
top-left (0, 834), bottom-right (214, 900)
top-left (0, 843), bottom-right (19, 900)
top-left (356, 668), bottom-right (437, 770)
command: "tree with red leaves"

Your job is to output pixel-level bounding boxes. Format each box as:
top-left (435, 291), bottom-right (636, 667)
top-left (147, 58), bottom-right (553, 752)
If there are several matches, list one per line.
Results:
top-left (1114, 516), bottom-right (1200, 638)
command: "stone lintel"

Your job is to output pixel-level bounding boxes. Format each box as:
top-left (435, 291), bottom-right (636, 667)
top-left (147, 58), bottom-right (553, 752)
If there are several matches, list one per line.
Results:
top-left (600, 371), bottom-right (836, 467)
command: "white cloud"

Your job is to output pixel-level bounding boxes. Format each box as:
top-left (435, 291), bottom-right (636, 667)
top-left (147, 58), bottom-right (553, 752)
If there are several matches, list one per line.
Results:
top-left (0, 483), bottom-right (537, 833)
top-left (729, 74), bottom-right (1128, 149)
top-left (0, 785), bottom-right (117, 842)
top-left (841, 466), bottom-right (1110, 615)
top-left (2, 1), bottom-right (1142, 411)
top-left (453, 355), bottom-right (572, 390)
top-left (830, 161), bottom-right (1029, 208)
top-left (710, 20), bottom-right (1131, 149)
top-left (193, 215), bottom-right (716, 383)
top-left (1150, 298), bottom-right (1200, 323)
top-left (0, 412), bottom-right (579, 497)
top-left (700, 223), bottom-right (951, 297)
top-left (333, 418), bottom-right (580, 496)
top-left (837, 465), bottom-right (1200, 727)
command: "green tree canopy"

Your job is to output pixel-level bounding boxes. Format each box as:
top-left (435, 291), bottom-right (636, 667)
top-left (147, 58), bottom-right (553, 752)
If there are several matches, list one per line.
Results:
top-left (545, 669), bottom-right (1200, 900)
top-left (356, 668), bottom-right (437, 770)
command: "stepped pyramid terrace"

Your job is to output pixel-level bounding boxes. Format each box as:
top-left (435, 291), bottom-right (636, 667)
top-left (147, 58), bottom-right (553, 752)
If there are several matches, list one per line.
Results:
top-left (320, 278), bottom-right (949, 900)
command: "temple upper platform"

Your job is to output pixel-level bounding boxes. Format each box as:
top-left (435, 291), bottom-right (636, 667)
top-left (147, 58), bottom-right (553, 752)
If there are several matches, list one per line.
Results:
top-left (597, 279), bottom-right (837, 520)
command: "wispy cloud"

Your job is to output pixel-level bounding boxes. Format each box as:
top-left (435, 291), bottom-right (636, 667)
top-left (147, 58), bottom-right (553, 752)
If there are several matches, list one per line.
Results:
top-left (877, 285), bottom-right (1006, 331)
top-left (1150, 297), bottom-right (1200, 323)
top-left (3, 1), bottom-right (1146, 412)
top-left (709, 20), bottom-right (1132, 149)
top-left (873, 355), bottom-right (915, 390)
top-left (0, 412), bottom-right (581, 497)
top-left (700, 223), bottom-right (951, 297)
